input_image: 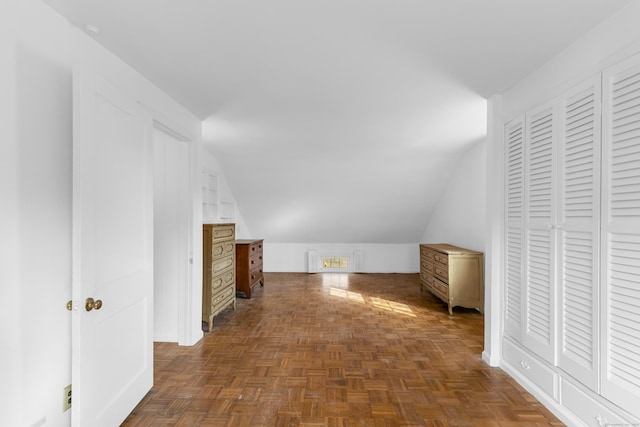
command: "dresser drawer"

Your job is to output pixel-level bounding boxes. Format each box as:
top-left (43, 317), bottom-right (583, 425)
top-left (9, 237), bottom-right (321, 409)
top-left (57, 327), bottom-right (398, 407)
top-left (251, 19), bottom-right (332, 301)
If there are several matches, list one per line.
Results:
top-left (420, 269), bottom-right (432, 284)
top-left (502, 338), bottom-right (557, 399)
top-left (211, 224), bottom-right (235, 241)
top-left (421, 246), bottom-right (435, 260)
top-left (434, 262), bottom-right (449, 282)
top-left (211, 266), bottom-right (234, 293)
top-left (434, 252), bottom-right (448, 266)
top-left (432, 277), bottom-right (449, 299)
top-left (560, 378), bottom-right (636, 427)
top-left (212, 255), bottom-right (234, 274)
top-left (249, 251), bottom-right (263, 287)
top-left (421, 258), bottom-right (434, 274)
top-left (211, 284), bottom-right (235, 312)
top-left (249, 252), bottom-right (263, 271)
top-left (249, 241), bottom-right (263, 254)
top-left (212, 240), bottom-right (235, 259)
top-left (249, 270), bottom-right (263, 285)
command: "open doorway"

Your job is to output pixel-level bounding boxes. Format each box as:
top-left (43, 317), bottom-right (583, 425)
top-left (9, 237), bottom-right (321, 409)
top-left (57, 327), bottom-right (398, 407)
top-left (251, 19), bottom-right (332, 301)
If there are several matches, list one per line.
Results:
top-left (153, 126), bottom-right (191, 343)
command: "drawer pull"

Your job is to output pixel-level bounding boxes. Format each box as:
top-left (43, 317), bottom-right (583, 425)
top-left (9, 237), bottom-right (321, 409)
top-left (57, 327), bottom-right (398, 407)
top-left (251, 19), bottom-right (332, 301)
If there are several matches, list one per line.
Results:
top-left (519, 360), bottom-right (531, 370)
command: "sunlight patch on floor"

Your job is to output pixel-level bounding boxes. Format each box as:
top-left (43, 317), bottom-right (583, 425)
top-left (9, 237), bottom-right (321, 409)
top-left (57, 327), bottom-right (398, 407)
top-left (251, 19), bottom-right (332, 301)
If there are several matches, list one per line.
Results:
top-left (369, 297), bottom-right (416, 318)
top-left (329, 286), bottom-right (416, 318)
top-left (321, 273), bottom-right (350, 288)
top-left (329, 288), bottom-right (365, 304)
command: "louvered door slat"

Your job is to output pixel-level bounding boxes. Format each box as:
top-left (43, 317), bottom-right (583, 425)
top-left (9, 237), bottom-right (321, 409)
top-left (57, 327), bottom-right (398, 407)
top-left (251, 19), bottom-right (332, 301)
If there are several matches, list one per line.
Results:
top-left (602, 54), bottom-right (640, 419)
top-left (558, 78), bottom-right (600, 389)
top-left (528, 107), bottom-right (554, 225)
top-left (505, 118), bottom-right (525, 339)
top-left (562, 231), bottom-right (596, 366)
top-left (526, 229), bottom-right (552, 346)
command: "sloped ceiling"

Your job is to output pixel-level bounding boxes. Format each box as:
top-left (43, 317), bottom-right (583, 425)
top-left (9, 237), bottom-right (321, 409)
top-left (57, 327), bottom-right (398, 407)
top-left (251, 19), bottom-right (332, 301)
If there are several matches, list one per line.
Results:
top-left (43, 0), bottom-right (630, 243)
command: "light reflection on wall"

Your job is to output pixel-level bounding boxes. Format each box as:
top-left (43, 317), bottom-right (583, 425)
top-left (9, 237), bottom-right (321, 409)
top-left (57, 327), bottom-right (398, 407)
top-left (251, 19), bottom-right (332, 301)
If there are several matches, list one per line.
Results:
top-left (264, 205), bottom-right (308, 236)
top-left (408, 96), bottom-right (487, 151)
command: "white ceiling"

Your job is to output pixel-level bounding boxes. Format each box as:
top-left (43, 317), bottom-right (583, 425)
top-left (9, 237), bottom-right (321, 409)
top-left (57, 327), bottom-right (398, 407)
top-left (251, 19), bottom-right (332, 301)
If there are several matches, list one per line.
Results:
top-left (43, 0), bottom-right (630, 243)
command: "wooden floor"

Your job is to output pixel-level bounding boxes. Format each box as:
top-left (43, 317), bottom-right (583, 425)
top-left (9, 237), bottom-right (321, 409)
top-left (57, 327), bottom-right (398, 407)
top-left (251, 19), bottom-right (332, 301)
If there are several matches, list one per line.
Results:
top-left (122, 273), bottom-right (563, 426)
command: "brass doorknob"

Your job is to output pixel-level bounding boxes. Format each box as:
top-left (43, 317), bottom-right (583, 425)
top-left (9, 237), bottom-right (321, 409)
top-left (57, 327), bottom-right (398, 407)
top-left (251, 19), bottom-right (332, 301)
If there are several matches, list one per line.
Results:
top-left (85, 297), bottom-right (103, 311)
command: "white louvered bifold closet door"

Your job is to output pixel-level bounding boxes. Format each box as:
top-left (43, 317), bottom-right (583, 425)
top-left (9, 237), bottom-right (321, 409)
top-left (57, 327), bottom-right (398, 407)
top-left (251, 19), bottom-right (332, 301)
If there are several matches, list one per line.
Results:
top-left (557, 77), bottom-right (601, 390)
top-left (524, 102), bottom-right (557, 364)
top-left (601, 54), bottom-right (640, 419)
top-left (505, 117), bottom-right (525, 340)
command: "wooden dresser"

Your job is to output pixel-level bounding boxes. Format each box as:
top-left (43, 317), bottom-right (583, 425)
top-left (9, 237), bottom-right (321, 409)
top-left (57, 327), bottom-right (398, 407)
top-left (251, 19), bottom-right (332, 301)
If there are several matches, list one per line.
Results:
top-left (235, 239), bottom-right (264, 298)
top-left (202, 223), bottom-right (236, 330)
top-left (419, 243), bottom-right (484, 315)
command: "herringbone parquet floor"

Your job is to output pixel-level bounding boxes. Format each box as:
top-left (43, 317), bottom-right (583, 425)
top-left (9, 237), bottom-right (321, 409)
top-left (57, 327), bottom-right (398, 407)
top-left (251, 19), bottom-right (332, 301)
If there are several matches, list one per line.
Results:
top-left (122, 272), bottom-right (564, 426)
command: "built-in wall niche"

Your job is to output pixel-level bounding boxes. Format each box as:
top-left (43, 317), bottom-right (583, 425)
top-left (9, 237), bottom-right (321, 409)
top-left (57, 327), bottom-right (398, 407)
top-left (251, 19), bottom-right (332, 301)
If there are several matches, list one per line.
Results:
top-left (307, 250), bottom-right (365, 273)
top-left (323, 257), bottom-right (349, 270)
top-left (220, 200), bottom-right (235, 222)
top-left (202, 169), bottom-right (218, 222)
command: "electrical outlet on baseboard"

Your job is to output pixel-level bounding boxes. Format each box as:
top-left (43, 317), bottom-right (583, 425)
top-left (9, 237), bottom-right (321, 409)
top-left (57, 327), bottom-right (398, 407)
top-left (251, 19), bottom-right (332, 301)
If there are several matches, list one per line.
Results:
top-left (63, 384), bottom-right (72, 412)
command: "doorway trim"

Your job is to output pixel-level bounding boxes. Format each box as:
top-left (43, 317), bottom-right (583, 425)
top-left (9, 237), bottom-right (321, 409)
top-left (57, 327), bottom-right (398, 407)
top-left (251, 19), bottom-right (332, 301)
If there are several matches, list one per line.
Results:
top-left (144, 107), bottom-right (203, 346)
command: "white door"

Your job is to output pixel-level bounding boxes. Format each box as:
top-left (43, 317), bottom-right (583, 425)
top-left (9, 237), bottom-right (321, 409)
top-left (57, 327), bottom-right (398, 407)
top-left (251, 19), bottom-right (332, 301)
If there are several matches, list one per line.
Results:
top-left (557, 77), bottom-right (601, 390)
top-left (71, 67), bottom-right (154, 427)
top-left (504, 117), bottom-right (525, 340)
top-left (153, 129), bottom-right (190, 342)
top-left (523, 101), bottom-right (558, 364)
top-left (601, 53), bottom-right (640, 419)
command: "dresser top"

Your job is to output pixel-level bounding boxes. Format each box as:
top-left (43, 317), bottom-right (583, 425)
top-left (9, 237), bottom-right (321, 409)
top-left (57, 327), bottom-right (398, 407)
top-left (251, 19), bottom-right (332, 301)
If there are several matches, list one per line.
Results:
top-left (236, 239), bottom-right (263, 245)
top-left (420, 243), bottom-right (482, 255)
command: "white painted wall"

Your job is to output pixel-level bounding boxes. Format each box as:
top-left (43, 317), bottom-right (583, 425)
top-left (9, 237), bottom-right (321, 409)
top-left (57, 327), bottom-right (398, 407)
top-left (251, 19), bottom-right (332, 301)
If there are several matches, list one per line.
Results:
top-left (0, 1), bottom-right (202, 425)
top-left (1, 3), bottom-right (73, 426)
top-left (420, 139), bottom-right (487, 253)
top-left (1, 2), bottom-right (28, 426)
top-left (262, 136), bottom-right (487, 275)
top-left (502, 1), bottom-right (640, 122)
top-left (262, 141), bottom-right (488, 274)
